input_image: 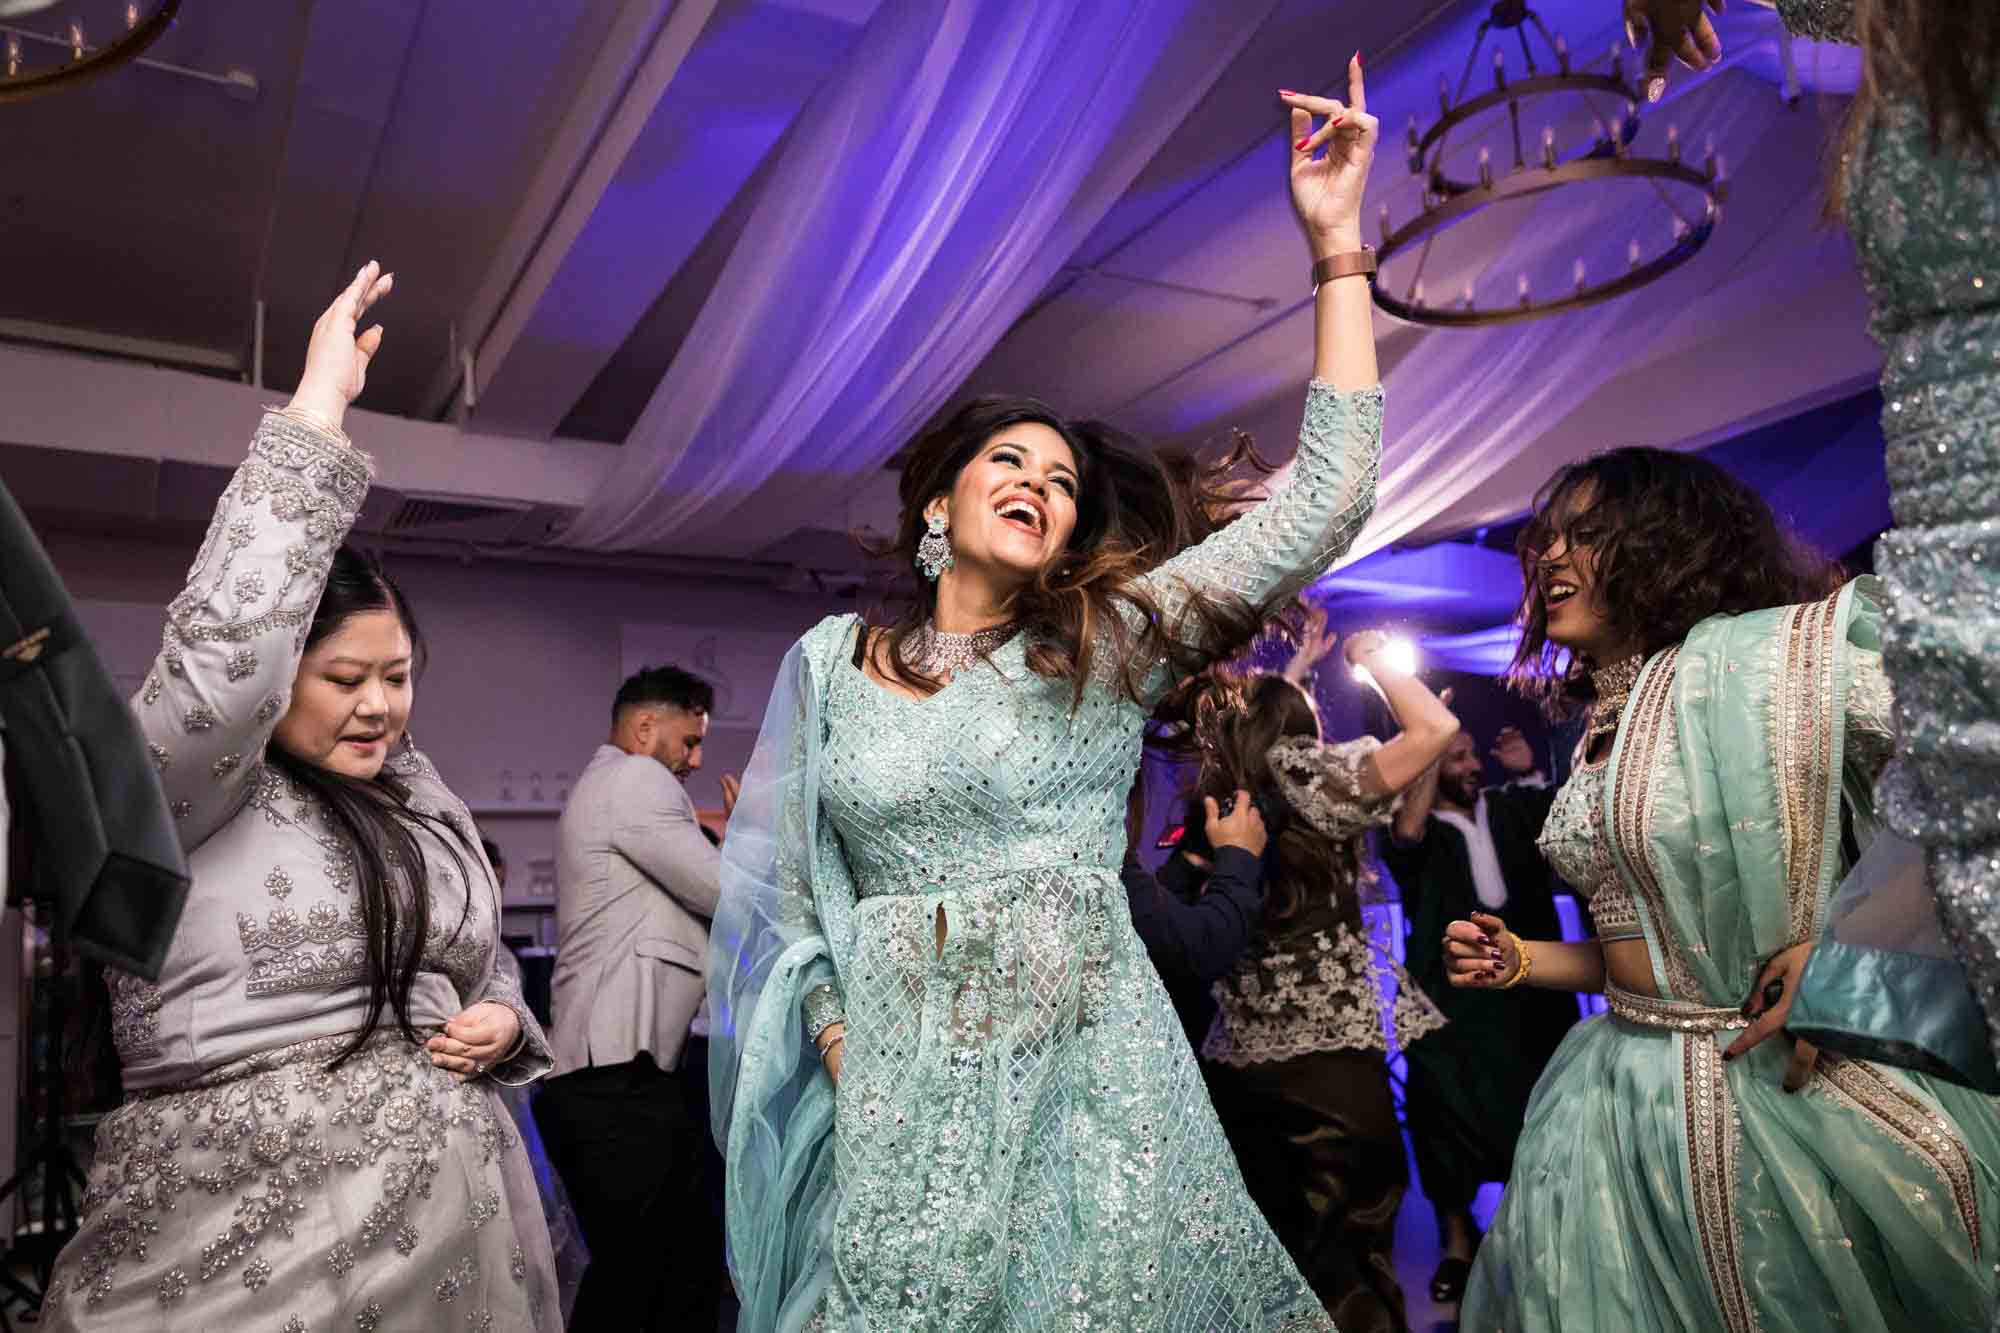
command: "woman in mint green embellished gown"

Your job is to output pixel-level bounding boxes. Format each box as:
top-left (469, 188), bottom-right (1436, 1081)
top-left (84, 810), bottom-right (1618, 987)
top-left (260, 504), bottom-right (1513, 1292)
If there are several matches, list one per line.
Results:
top-left (1443, 448), bottom-right (2000, 1333)
top-left (709, 55), bottom-right (1384, 1332)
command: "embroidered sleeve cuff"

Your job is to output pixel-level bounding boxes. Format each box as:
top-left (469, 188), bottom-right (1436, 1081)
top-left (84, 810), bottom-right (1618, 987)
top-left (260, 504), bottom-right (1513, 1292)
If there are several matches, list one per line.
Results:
top-left (803, 984), bottom-right (846, 1042)
top-left (481, 997), bottom-right (553, 1088)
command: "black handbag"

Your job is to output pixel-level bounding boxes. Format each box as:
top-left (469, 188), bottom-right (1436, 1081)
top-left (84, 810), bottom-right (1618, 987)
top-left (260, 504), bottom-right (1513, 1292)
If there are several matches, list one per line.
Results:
top-left (0, 480), bottom-right (188, 978)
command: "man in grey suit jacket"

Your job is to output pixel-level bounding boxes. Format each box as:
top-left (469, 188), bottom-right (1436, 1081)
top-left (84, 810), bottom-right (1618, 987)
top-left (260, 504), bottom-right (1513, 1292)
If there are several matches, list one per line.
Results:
top-left (533, 664), bottom-right (736, 1332)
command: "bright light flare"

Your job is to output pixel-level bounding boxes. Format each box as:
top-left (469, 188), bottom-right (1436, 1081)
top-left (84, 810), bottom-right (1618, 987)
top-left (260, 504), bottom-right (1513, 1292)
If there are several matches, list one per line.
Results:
top-left (1351, 636), bottom-right (1419, 686)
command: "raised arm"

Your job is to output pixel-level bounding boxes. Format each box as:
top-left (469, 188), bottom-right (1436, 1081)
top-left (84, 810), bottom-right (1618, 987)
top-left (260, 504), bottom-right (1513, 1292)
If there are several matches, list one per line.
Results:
top-left (1344, 633), bottom-right (1460, 797)
top-left (1138, 55), bottom-right (1382, 653)
top-left (137, 264), bottom-right (391, 850)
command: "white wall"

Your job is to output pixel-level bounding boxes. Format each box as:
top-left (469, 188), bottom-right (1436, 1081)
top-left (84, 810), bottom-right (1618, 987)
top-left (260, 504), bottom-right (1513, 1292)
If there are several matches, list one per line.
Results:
top-left (49, 526), bottom-right (849, 917)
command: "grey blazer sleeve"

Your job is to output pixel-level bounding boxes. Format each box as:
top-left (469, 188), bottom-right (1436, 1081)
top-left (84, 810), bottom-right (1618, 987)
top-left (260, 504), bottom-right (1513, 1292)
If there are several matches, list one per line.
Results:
top-left (609, 765), bottom-right (722, 919)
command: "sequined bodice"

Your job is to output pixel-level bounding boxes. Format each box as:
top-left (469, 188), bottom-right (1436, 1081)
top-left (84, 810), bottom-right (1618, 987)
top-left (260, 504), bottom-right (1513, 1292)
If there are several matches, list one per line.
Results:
top-left (1538, 761), bottom-right (1605, 895)
top-left (819, 638), bottom-right (1140, 899)
top-left (1539, 759), bottom-right (1639, 938)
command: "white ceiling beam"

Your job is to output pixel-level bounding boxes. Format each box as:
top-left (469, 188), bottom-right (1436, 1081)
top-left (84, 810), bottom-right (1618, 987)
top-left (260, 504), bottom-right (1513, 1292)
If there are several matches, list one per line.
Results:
top-left (0, 343), bottom-right (617, 509)
top-left (413, 0), bottom-right (719, 423)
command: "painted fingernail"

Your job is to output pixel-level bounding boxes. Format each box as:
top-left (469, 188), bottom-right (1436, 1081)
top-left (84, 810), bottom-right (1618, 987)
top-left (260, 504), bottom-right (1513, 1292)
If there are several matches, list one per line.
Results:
top-left (1279, 88), bottom-right (1296, 97)
top-left (1353, 50), bottom-right (1362, 67)
top-left (1331, 115), bottom-right (1344, 127)
top-left (1294, 137), bottom-right (1310, 150)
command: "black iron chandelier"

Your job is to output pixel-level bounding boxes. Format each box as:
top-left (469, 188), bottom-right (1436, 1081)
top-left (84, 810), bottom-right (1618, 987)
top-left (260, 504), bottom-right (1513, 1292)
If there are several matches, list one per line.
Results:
top-left (1371, 0), bottom-right (1727, 328)
top-left (0, 0), bottom-right (182, 105)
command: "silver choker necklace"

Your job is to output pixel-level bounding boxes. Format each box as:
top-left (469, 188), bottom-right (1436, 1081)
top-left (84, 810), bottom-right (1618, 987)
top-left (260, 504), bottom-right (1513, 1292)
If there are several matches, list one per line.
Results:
top-left (905, 621), bottom-right (1017, 677)
top-left (1585, 653), bottom-right (1645, 747)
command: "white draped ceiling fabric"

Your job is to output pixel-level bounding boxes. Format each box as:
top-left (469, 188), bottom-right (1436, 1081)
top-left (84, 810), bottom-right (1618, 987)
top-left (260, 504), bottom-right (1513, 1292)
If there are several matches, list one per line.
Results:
top-left (559, 0), bottom-right (1280, 555)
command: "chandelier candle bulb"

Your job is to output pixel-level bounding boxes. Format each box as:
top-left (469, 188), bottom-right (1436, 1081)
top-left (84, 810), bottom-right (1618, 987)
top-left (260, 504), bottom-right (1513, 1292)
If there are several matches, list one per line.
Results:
top-left (68, 20), bottom-right (85, 60)
top-left (1517, 272), bottom-right (1531, 305)
top-left (1378, 201), bottom-right (1391, 243)
top-left (1493, 47), bottom-right (1506, 89)
top-left (1555, 32), bottom-right (1570, 72)
top-left (1542, 125), bottom-right (1557, 169)
top-left (5, 34), bottom-right (20, 78)
top-left (1713, 153), bottom-right (1727, 183)
top-left (1478, 144), bottom-right (1494, 188)
top-left (1674, 216), bottom-right (1691, 241)
top-left (1628, 237), bottom-right (1643, 270)
top-left (126, 3), bottom-right (140, 31)
top-left (1573, 258), bottom-right (1587, 293)
top-left (1666, 123), bottom-right (1681, 163)
top-left (1462, 281), bottom-right (1475, 309)
top-left (1413, 278), bottom-right (1426, 307)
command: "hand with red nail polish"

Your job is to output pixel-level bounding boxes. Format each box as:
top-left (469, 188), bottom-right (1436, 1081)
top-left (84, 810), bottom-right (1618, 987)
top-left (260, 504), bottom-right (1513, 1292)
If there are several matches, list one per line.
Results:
top-left (1283, 48), bottom-right (1377, 259)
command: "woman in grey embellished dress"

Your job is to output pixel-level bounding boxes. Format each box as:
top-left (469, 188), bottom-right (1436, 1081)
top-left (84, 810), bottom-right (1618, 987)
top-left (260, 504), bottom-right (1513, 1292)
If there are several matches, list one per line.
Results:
top-left (1628, 0), bottom-right (2000, 1097)
top-left (710, 54), bottom-right (1384, 1332)
top-left (41, 266), bottom-right (561, 1331)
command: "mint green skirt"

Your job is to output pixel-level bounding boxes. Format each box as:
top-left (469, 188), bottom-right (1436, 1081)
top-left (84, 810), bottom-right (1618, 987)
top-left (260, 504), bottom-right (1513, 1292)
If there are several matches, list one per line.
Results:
top-left (1465, 1010), bottom-right (2000, 1332)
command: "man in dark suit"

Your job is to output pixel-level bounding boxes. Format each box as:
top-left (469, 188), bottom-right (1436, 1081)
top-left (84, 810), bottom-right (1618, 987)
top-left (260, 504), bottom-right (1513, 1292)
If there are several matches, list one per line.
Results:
top-left (535, 665), bottom-right (734, 1331)
top-left (1381, 725), bottom-right (1577, 1306)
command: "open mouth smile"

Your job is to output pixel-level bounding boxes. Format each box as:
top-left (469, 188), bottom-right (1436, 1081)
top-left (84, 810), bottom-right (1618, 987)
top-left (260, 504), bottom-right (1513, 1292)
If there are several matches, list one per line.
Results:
top-left (994, 493), bottom-right (1046, 538)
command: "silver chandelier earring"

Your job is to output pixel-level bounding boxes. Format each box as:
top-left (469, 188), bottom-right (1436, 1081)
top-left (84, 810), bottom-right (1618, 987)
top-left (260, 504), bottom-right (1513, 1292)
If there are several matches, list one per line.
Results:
top-left (916, 512), bottom-right (954, 580)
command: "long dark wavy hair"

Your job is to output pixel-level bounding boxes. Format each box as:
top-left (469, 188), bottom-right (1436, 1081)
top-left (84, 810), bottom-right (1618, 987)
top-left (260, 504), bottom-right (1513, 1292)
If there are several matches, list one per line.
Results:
top-left (863, 396), bottom-right (1278, 705)
top-left (267, 545), bottom-right (477, 1068)
top-left (1160, 670), bottom-right (1346, 934)
top-left (1506, 448), bottom-right (1841, 716)
top-left (1843, 0), bottom-right (2000, 180)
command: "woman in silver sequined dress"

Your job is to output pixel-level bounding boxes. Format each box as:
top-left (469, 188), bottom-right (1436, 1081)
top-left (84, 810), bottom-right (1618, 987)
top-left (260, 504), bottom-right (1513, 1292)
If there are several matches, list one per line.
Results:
top-left (709, 55), bottom-right (1387, 1332)
top-left (1628, 0), bottom-right (2000, 1099)
top-left (40, 267), bottom-right (562, 1331)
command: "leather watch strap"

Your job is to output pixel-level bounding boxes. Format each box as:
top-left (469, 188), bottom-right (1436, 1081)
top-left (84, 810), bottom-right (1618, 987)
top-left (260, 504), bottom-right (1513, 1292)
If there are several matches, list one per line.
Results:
top-left (1311, 247), bottom-right (1377, 288)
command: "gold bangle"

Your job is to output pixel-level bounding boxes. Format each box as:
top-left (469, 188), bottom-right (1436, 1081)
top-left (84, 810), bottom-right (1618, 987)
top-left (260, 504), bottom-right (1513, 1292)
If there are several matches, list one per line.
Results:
top-left (1499, 932), bottom-right (1534, 989)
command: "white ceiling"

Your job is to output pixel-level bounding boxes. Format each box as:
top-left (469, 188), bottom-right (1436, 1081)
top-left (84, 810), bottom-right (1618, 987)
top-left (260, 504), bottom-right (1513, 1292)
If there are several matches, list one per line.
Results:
top-left (0, 0), bottom-right (1879, 631)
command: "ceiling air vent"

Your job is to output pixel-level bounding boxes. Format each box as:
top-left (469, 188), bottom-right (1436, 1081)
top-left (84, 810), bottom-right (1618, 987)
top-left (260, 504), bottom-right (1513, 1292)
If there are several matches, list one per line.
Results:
top-left (384, 496), bottom-right (530, 535)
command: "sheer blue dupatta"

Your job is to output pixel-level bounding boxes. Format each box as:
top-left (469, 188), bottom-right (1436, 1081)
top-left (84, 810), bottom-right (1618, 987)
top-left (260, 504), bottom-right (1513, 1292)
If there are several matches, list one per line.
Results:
top-left (708, 618), bottom-right (860, 1329)
top-left (1792, 588), bottom-right (2000, 1093)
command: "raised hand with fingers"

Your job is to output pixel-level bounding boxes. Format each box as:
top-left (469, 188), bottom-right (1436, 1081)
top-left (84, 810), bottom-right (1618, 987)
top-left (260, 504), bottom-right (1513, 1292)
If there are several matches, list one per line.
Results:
top-left (289, 259), bottom-right (395, 433)
top-left (1623, 0), bottom-right (1726, 102)
top-left (1492, 726), bottom-right (1536, 776)
top-left (1444, 911), bottom-right (1522, 988)
top-left (1280, 51), bottom-right (1379, 257)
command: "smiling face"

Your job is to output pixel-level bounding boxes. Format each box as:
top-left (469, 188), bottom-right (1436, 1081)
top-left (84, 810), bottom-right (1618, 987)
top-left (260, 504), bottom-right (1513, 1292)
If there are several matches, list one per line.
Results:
top-left (1527, 481), bottom-right (1625, 663)
top-left (1437, 732), bottom-right (1483, 808)
top-left (931, 422), bottom-right (1081, 590)
top-left (271, 609), bottom-right (414, 781)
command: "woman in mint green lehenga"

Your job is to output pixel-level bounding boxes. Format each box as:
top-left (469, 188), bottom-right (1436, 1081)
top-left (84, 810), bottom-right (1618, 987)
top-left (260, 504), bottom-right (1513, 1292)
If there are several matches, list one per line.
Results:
top-left (709, 55), bottom-right (1385, 1332)
top-left (1443, 448), bottom-right (2000, 1332)
top-left (1628, 0), bottom-right (2000, 1107)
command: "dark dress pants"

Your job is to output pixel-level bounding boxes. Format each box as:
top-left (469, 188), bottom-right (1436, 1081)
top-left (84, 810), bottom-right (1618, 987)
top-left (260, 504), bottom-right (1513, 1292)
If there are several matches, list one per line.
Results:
top-left (533, 1044), bottom-right (724, 1331)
